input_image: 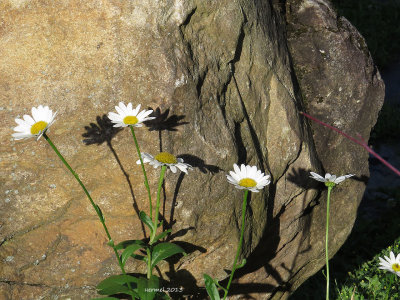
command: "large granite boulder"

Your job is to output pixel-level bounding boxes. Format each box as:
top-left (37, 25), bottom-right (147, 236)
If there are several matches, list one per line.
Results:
top-left (0, 0), bottom-right (383, 299)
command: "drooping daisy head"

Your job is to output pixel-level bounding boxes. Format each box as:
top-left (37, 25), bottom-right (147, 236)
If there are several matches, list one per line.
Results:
top-left (226, 164), bottom-right (271, 193)
top-left (136, 152), bottom-right (192, 174)
top-left (378, 251), bottom-right (400, 277)
top-left (310, 172), bottom-right (354, 187)
top-left (107, 102), bottom-right (155, 128)
top-left (12, 105), bottom-right (57, 141)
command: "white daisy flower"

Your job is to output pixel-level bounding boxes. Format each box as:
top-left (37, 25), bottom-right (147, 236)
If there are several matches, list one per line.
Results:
top-left (136, 152), bottom-right (192, 174)
top-left (12, 105), bottom-right (57, 141)
top-left (378, 251), bottom-right (400, 277)
top-left (107, 102), bottom-right (155, 128)
top-left (226, 164), bottom-right (271, 193)
top-left (310, 172), bottom-right (354, 186)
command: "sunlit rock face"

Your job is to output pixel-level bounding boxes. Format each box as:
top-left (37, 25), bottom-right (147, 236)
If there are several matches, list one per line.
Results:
top-left (0, 0), bottom-right (383, 299)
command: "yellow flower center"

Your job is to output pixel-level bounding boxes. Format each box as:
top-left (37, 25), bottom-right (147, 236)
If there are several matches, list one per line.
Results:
top-left (30, 121), bottom-right (48, 135)
top-left (239, 178), bottom-right (257, 188)
top-left (392, 263), bottom-right (400, 272)
top-left (155, 152), bottom-right (177, 164)
top-left (123, 116), bottom-right (139, 125)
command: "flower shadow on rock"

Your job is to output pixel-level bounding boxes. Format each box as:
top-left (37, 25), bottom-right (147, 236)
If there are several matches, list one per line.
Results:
top-left (144, 107), bottom-right (189, 152)
top-left (81, 114), bottom-right (146, 237)
top-left (144, 107), bottom-right (189, 132)
top-left (82, 114), bottom-right (122, 145)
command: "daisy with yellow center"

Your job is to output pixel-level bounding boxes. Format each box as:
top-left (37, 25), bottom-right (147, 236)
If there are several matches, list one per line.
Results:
top-left (107, 102), bottom-right (155, 128)
top-left (226, 163), bottom-right (271, 193)
top-left (12, 105), bottom-right (57, 140)
top-left (11, 106), bottom-right (133, 291)
top-left (379, 251), bottom-right (400, 277)
top-left (218, 163), bottom-right (270, 300)
top-left (136, 152), bottom-right (192, 174)
top-left (310, 172), bottom-right (354, 187)
top-left (309, 170), bottom-right (355, 300)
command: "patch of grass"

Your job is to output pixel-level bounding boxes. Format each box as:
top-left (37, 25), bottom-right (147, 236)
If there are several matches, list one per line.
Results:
top-left (290, 197), bottom-right (400, 299)
top-left (331, 0), bottom-right (400, 69)
top-left (335, 239), bottom-right (400, 299)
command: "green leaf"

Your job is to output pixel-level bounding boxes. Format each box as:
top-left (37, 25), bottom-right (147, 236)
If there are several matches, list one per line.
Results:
top-left (115, 239), bottom-right (146, 251)
top-left (96, 204), bottom-right (105, 222)
top-left (131, 254), bottom-right (146, 261)
top-left (237, 258), bottom-right (246, 269)
top-left (151, 242), bottom-right (185, 269)
top-left (97, 275), bottom-right (138, 290)
top-left (137, 275), bottom-right (160, 300)
top-left (97, 284), bottom-right (131, 296)
top-left (204, 274), bottom-right (221, 300)
top-left (121, 244), bottom-right (144, 266)
top-left (140, 211), bottom-right (156, 233)
top-left (97, 274), bottom-right (139, 296)
top-left (152, 229), bottom-right (171, 244)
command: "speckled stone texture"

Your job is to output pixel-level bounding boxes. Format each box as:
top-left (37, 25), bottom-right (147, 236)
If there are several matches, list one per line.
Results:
top-left (0, 0), bottom-right (383, 299)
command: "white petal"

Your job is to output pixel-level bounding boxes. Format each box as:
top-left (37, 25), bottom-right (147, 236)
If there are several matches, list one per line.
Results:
top-left (233, 164), bottom-right (240, 175)
top-left (141, 110), bottom-right (153, 118)
top-left (15, 118), bottom-right (26, 126)
top-left (229, 171), bottom-right (241, 182)
top-left (13, 124), bottom-right (31, 132)
top-left (390, 252), bottom-right (396, 262)
top-left (31, 106), bottom-right (40, 121)
top-left (12, 132), bottom-right (33, 139)
top-left (240, 164), bottom-right (247, 177)
top-left (310, 172), bottom-right (326, 182)
top-left (23, 114), bottom-right (35, 125)
top-left (108, 112), bottom-right (123, 121)
top-left (226, 175), bottom-right (237, 184)
top-left (176, 163), bottom-right (189, 173)
top-left (115, 105), bottom-right (125, 116)
top-left (143, 116), bottom-right (156, 122)
top-left (169, 165), bottom-right (177, 173)
top-left (133, 104), bottom-right (141, 115)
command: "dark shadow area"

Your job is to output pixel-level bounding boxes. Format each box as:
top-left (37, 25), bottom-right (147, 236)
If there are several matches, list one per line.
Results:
top-left (82, 114), bottom-right (122, 145)
top-left (144, 107), bottom-right (189, 132)
top-left (177, 154), bottom-right (222, 174)
top-left (82, 115), bottom-right (147, 237)
top-left (144, 107), bottom-right (189, 152)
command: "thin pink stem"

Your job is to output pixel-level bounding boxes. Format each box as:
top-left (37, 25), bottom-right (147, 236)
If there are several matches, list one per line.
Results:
top-left (300, 111), bottom-right (400, 177)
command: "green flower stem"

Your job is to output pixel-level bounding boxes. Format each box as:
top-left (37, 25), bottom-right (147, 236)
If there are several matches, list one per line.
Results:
top-left (43, 133), bottom-right (133, 294)
top-left (146, 247), bottom-right (152, 279)
top-left (129, 125), bottom-right (153, 219)
top-left (385, 273), bottom-right (395, 300)
top-left (325, 185), bottom-right (333, 300)
top-left (150, 165), bottom-right (167, 244)
top-left (223, 189), bottom-right (249, 300)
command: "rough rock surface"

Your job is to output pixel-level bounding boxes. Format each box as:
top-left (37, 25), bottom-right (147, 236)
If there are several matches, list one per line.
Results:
top-left (0, 0), bottom-right (383, 299)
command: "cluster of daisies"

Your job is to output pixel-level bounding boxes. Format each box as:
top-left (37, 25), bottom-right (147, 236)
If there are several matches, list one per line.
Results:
top-left (12, 104), bottom-right (400, 278)
top-left (12, 104), bottom-right (363, 193)
top-left (11, 103), bottom-right (272, 190)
